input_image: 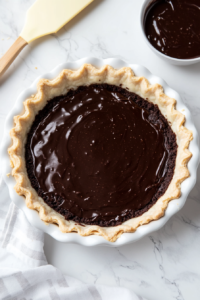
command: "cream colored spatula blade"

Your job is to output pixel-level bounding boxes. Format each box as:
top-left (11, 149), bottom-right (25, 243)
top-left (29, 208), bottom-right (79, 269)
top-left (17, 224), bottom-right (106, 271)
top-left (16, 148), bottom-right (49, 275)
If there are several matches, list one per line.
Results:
top-left (0, 0), bottom-right (93, 77)
top-left (21, 0), bottom-right (94, 43)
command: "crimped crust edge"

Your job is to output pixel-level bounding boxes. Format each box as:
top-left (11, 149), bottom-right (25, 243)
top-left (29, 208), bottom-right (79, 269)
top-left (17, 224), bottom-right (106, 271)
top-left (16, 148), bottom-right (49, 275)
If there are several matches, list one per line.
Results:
top-left (8, 64), bottom-right (193, 242)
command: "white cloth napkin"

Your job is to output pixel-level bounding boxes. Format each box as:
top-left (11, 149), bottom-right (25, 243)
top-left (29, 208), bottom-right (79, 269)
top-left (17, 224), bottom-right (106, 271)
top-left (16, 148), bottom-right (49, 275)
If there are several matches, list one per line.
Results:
top-left (0, 177), bottom-right (147, 300)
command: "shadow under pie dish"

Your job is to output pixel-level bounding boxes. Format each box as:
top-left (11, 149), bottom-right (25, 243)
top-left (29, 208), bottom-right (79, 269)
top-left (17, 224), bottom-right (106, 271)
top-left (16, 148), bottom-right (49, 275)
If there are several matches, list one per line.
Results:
top-left (8, 64), bottom-right (193, 242)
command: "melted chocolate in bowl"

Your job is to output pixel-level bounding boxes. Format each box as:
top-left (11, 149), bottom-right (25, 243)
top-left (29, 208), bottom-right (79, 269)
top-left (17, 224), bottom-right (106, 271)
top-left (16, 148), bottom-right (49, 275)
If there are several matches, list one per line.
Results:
top-left (144, 0), bottom-right (200, 59)
top-left (25, 85), bottom-right (177, 226)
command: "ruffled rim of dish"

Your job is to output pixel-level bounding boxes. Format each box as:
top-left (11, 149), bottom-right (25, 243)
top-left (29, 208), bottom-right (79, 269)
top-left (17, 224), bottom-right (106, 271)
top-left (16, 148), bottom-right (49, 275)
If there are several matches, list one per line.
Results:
top-left (8, 64), bottom-right (193, 242)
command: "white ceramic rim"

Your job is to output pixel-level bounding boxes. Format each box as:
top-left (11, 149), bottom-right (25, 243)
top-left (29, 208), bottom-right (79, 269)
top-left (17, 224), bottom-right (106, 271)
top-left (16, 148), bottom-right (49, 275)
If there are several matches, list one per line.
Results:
top-left (1, 57), bottom-right (199, 247)
top-left (140, 0), bottom-right (200, 65)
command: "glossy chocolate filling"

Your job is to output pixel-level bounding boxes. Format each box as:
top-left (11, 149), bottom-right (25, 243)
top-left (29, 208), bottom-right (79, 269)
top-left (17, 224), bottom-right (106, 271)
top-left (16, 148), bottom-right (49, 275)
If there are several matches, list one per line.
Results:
top-left (25, 84), bottom-right (177, 227)
top-left (145, 0), bottom-right (200, 59)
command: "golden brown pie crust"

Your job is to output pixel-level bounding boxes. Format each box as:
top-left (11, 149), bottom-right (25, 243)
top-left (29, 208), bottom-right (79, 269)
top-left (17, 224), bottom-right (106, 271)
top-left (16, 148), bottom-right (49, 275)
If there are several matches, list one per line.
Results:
top-left (8, 64), bottom-right (193, 242)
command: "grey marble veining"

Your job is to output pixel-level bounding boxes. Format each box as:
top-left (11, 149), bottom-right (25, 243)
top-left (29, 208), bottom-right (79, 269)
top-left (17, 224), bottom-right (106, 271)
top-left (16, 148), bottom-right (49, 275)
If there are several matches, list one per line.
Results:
top-left (0, 1), bottom-right (200, 299)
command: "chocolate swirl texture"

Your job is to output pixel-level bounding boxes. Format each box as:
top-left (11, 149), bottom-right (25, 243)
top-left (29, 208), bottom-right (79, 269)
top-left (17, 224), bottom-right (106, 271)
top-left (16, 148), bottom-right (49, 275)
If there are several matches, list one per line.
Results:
top-left (145, 0), bottom-right (200, 59)
top-left (25, 84), bottom-right (177, 226)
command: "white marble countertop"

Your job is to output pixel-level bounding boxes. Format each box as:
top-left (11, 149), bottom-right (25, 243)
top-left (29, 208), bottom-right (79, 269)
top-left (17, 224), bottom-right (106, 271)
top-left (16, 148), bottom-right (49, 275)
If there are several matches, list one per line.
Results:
top-left (1, 1), bottom-right (200, 299)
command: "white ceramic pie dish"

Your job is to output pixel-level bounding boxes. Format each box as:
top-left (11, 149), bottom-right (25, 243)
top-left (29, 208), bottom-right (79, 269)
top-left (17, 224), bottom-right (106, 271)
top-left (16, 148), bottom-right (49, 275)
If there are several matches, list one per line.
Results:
top-left (1, 57), bottom-right (199, 246)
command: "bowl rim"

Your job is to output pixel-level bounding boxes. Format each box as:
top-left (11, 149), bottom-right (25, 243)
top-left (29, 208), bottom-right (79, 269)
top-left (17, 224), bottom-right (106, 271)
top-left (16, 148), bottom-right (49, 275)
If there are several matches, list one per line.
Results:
top-left (1, 57), bottom-right (199, 247)
top-left (140, 0), bottom-right (200, 64)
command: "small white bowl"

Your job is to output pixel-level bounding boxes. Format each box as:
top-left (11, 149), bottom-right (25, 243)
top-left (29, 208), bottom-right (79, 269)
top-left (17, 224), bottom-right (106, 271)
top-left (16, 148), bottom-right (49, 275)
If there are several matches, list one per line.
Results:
top-left (0, 57), bottom-right (199, 246)
top-left (140, 0), bottom-right (200, 66)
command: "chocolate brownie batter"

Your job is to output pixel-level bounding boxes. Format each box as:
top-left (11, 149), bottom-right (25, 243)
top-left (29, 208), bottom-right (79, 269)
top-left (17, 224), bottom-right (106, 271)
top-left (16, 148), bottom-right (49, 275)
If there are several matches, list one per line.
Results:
top-left (144, 0), bottom-right (200, 59)
top-left (25, 84), bottom-right (177, 226)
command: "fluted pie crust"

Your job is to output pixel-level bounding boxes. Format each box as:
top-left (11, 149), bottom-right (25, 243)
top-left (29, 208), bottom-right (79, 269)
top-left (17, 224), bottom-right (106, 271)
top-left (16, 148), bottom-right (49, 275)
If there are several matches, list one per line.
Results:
top-left (8, 64), bottom-right (193, 242)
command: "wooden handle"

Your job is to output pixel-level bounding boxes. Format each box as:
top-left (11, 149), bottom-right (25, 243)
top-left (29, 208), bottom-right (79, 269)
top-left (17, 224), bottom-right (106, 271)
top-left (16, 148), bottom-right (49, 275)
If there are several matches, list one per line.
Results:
top-left (0, 36), bottom-right (27, 77)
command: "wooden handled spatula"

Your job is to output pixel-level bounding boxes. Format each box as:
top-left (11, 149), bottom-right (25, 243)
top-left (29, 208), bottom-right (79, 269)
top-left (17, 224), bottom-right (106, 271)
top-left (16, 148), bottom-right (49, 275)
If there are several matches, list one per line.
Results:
top-left (0, 0), bottom-right (94, 77)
